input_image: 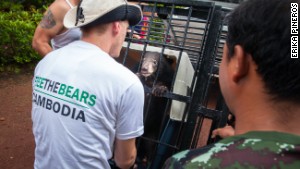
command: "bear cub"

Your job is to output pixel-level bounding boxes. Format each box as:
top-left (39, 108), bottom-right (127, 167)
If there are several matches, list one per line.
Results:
top-left (135, 51), bottom-right (175, 165)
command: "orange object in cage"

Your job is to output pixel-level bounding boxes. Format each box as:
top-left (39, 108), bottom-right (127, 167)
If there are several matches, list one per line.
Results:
top-left (140, 16), bottom-right (149, 39)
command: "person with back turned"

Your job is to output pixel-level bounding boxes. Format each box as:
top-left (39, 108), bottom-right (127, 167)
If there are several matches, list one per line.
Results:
top-left (163, 0), bottom-right (300, 168)
top-left (31, 0), bottom-right (144, 168)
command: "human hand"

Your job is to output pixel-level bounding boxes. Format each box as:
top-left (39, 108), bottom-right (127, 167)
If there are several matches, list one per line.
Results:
top-left (211, 125), bottom-right (235, 139)
top-left (127, 29), bottom-right (141, 39)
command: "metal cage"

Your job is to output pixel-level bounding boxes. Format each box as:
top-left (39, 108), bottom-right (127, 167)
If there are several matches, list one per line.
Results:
top-left (113, 1), bottom-right (235, 168)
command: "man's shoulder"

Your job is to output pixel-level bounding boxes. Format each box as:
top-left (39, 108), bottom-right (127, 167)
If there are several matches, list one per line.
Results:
top-left (164, 132), bottom-right (300, 169)
top-left (48, 0), bottom-right (73, 20)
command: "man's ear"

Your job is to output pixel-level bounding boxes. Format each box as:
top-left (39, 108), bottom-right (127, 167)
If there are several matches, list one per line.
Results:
top-left (231, 45), bottom-right (249, 83)
top-left (112, 21), bottom-right (121, 35)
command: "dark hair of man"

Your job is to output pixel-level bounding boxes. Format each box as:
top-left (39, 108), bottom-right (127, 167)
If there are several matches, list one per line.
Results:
top-left (225, 0), bottom-right (300, 103)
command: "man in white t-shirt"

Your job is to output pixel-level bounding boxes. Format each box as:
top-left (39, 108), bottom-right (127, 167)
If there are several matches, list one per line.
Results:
top-left (31, 1), bottom-right (144, 168)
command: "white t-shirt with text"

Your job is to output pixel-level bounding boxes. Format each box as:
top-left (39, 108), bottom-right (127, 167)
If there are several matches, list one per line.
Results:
top-left (32, 41), bottom-right (144, 169)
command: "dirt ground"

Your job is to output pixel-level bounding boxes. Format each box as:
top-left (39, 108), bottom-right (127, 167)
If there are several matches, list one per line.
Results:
top-left (0, 70), bottom-right (35, 169)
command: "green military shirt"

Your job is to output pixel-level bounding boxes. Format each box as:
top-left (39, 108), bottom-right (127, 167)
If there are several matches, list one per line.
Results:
top-left (163, 131), bottom-right (300, 169)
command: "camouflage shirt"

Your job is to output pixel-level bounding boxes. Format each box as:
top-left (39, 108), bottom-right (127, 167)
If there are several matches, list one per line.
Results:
top-left (163, 131), bottom-right (300, 169)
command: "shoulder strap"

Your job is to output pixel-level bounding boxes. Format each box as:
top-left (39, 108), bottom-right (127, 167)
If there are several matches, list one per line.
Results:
top-left (65, 0), bottom-right (74, 8)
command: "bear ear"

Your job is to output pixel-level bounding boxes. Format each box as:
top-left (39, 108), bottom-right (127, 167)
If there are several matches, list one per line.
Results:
top-left (164, 55), bottom-right (174, 65)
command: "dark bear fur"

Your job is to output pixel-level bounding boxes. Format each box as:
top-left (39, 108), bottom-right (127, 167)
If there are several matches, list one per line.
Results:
top-left (135, 51), bottom-right (175, 165)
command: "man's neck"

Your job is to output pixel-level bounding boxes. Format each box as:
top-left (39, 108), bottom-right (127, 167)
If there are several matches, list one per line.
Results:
top-left (82, 32), bottom-right (112, 55)
top-left (234, 101), bottom-right (300, 136)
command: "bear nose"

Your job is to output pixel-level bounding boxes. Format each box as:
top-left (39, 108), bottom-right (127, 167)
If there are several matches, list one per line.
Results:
top-left (141, 67), bottom-right (148, 71)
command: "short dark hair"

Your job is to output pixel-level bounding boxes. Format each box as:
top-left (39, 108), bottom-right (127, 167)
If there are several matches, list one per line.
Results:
top-left (226, 0), bottom-right (300, 103)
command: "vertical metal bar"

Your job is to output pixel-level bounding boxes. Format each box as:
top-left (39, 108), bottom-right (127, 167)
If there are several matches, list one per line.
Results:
top-left (180, 7), bottom-right (223, 150)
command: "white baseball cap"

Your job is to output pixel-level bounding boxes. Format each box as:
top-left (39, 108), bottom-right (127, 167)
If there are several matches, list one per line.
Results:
top-left (64, 0), bottom-right (143, 28)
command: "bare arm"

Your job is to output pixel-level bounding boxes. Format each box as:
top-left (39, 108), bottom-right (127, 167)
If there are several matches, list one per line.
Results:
top-left (114, 138), bottom-right (137, 169)
top-left (32, 1), bottom-right (68, 57)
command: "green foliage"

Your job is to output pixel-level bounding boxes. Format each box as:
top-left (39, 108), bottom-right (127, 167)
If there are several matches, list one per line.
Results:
top-left (1, 0), bottom-right (51, 11)
top-left (18, 0), bottom-right (52, 9)
top-left (0, 5), bottom-right (44, 69)
top-left (0, 1), bottom-right (24, 12)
